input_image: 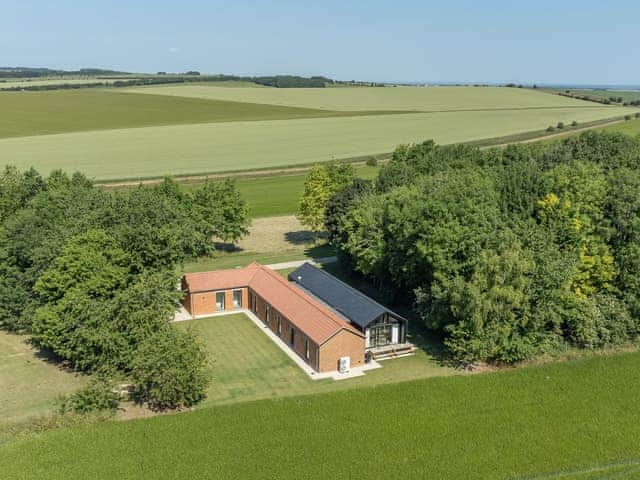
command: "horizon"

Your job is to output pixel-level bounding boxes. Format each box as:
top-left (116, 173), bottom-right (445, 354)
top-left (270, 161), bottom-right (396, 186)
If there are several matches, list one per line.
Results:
top-left (3, 0), bottom-right (639, 86)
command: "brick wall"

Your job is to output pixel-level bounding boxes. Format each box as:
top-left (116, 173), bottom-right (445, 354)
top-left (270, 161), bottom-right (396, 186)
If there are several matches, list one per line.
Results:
top-left (250, 289), bottom-right (321, 371)
top-left (319, 330), bottom-right (365, 373)
top-left (185, 287), bottom-right (248, 316)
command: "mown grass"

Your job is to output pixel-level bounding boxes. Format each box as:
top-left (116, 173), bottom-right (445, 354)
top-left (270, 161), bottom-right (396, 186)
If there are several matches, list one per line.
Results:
top-left (0, 330), bottom-right (85, 428)
top-left (176, 313), bottom-right (451, 406)
top-left (1, 105), bottom-right (633, 181)
top-left (3, 351), bottom-right (640, 479)
top-left (0, 89), bottom-right (399, 139)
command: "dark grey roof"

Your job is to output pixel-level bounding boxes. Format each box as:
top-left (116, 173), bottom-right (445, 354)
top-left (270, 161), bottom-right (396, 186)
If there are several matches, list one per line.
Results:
top-left (288, 263), bottom-right (405, 330)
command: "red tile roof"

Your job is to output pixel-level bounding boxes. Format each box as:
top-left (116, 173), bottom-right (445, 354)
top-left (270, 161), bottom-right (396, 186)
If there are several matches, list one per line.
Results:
top-left (183, 263), bottom-right (362, 345)
top-left (183, 264), bottom-right (260, 292)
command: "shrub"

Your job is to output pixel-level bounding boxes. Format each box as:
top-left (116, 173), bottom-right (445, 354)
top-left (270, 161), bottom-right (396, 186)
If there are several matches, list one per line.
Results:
top-left (365, 156), bottom-right (378, 167)
top-left (556, 122), bottom-right (565, 129)
top-left (131, 327), bottom-right (210, 411)
top-left (625, 115), bottom-right (632, 121)
top-left (59, 377), bottom-right (120, 414)
top-left (546, 126), bottom-right (555, 132)
top-left (636, 112), bottom-right (640, 119)
top-left (571, 121), bottom-right (578, 127)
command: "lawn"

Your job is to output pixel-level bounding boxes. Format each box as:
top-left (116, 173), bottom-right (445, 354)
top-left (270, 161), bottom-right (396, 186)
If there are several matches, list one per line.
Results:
top-left (176, 312), bottom-right (452, 407)
top-left (1, 105), bottom-right (632, 181)
top-left (3, 349), bottom-right (640, 479)
top-left (0, 330), bottom-right (85, 429)
top-left (0, 89), bottom-right (387, 139)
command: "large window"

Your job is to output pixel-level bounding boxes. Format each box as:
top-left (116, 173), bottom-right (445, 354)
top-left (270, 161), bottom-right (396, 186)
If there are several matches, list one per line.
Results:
top-left (289, 327), bottom-right (295, 346)
top-left (265, 304), bottom-right (270, 323)
top-left (232, 289), bottom-right (242, 309)
top-left (276, 314), bottom-right (282, 336)
top-left (215, 291), bottom-right (225, 311)
top-left (304, 338), bottom-right (310, 360)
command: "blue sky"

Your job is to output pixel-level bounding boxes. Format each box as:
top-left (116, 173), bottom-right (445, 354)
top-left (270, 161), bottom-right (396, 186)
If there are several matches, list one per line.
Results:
top-left (1, 0), bottom-right (638, 85)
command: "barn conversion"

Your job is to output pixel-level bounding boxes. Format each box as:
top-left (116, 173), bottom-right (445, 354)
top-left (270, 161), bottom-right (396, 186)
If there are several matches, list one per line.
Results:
top-left (181, 262), bottom-right (411, 373)
top-left (288, 263), bottom-right (408, 350)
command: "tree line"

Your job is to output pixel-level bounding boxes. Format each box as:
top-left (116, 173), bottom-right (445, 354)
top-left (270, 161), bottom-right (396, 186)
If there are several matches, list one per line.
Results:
top-left (0, 168), bottom-right (249, 411)
top-left (320, 132), bottom-right (640, 365)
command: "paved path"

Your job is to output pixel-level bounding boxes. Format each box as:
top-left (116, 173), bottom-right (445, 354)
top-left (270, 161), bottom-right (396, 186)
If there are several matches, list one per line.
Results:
top-left (265, 256), bottom-right (337, 271)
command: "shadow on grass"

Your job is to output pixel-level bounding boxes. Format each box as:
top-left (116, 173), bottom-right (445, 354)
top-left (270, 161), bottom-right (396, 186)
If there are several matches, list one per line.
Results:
top-left (284, 230), bottom-right (327, 246)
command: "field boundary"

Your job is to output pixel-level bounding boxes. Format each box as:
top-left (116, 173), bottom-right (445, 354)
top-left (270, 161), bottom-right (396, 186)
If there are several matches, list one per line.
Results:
top-left (96, 115), bottom-right (628, 188)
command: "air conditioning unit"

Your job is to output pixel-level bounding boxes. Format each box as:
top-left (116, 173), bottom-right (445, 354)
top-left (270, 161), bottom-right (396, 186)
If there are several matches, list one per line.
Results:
top-left (338, 356), bottom-right (350, 374)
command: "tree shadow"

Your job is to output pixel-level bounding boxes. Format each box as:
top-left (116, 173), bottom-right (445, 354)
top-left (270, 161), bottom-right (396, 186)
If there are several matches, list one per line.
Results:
top-left (25, 337), bottom-right (84, 374)
top-left (211, 242), bottom-right (243, 253)
top-left (284, 230), bottom-right (327, 246)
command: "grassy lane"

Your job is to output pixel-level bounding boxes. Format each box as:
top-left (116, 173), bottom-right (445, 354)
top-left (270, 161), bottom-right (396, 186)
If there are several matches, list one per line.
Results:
top-left (3, 351), bottom-right (640, 479)
top-left (0, 89), bottom-right (402, 139)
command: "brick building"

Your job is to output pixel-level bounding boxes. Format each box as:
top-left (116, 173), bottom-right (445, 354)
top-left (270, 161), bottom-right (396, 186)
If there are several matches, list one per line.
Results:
top-left (181, 262), bottom-right (410, 373)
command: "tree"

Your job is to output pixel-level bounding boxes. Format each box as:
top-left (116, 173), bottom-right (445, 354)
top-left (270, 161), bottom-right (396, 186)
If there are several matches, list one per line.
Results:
top-left (191, 179), bottom-right (249, 244)
top-left (297, 163), bottom-right (355, 232)
top-left (34, 229), bottom-right (130, 303)
top-left (443, 244), bottom-right (536, 364)
top-left (324, 178), bottom-right (373, 245)
top-left (131, 327), bottom-right (210, 410)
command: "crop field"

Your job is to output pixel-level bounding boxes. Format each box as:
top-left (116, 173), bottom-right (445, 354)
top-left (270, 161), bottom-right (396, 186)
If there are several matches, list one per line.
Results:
top-left (125, 84), bottom-right (610, 111)
top-left (600, 118), bottom-right (640, 136)
top-left (0, 86), bottom-right (634, 181)
top-left (0, 89), bottom-right (383, 139)
top-left (0, 330), bottom-right (85, 429)
top-left (2, 350), bottom-right (640, 479)
top-left (562, 89), bottom-right (640, 104)
top-left (0, 100), bottom-right (633, 181)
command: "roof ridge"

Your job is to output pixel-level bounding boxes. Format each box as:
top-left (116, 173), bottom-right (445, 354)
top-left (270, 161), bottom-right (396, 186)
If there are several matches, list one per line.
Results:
top-left (185, 262), bottom-right (260, 277)
top-left (252, 264), bottom-right (357, 334)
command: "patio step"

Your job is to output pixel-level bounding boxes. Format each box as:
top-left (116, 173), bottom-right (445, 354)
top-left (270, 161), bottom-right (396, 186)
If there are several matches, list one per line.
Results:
top-left (370, 344), bottom-right (416, 361)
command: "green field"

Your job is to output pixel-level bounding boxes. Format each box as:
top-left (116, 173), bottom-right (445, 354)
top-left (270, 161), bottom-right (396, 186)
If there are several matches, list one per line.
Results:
top-left (1, 103), bottom-right (632, 181)
top-left (0, 89), bottom-right (390, 139)
top-left (0, 331), bottom-right (85, 429)
top-left (561, 89), bottom-right (640, 104)
top-left (179, 163), bottom-right (380, 218)
top-left (3, 349), bottom-right (640, 479)
top-left (126, 84), bottom-right (608, 111)
top-left (600, 118), bottom-right (640, 136)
